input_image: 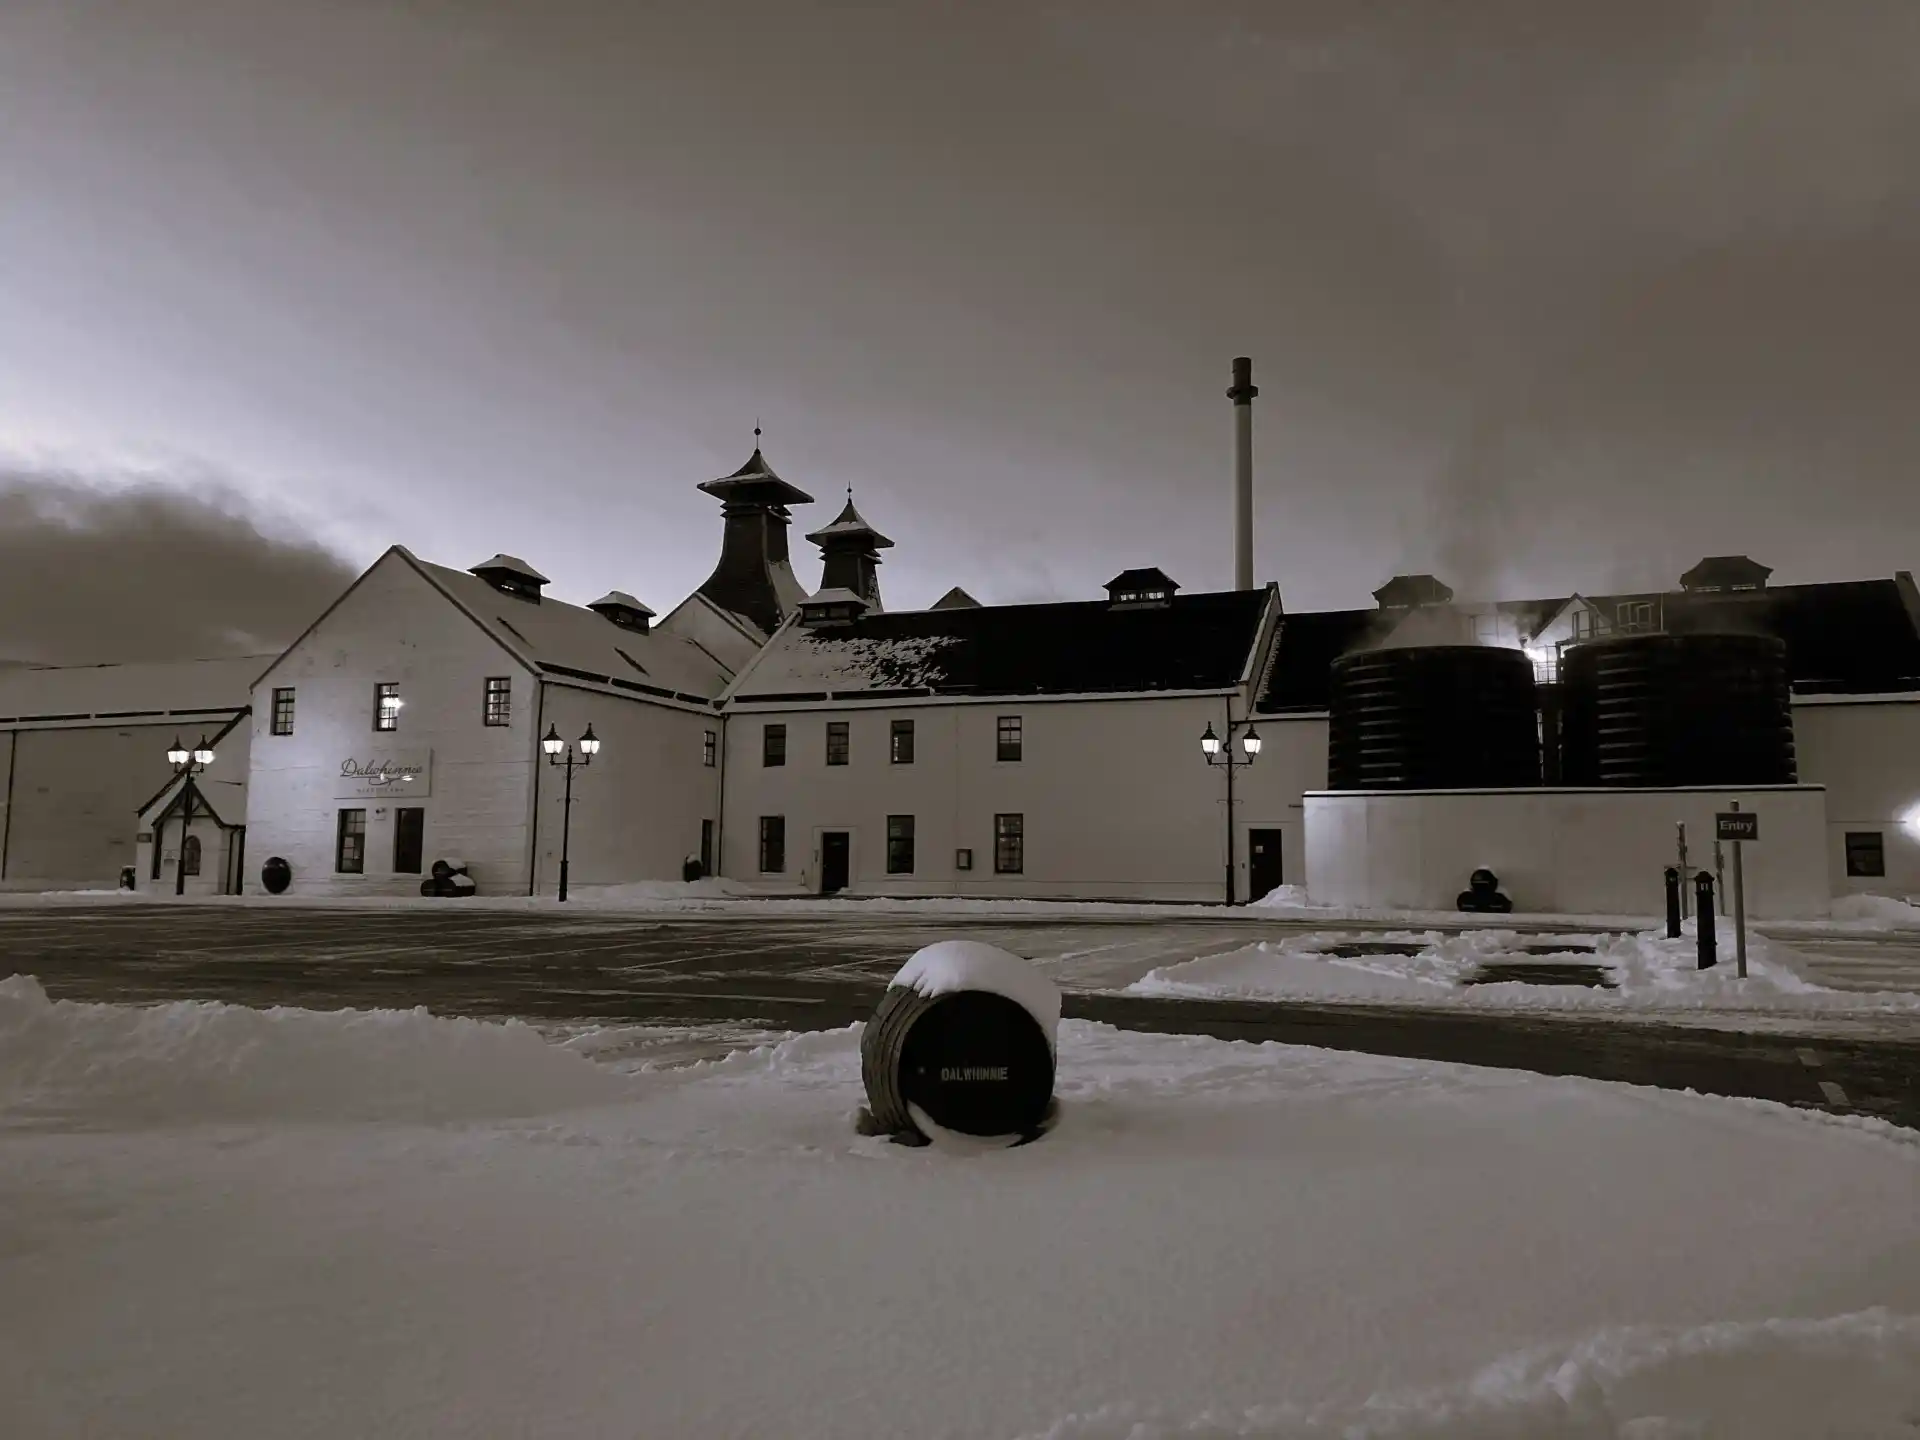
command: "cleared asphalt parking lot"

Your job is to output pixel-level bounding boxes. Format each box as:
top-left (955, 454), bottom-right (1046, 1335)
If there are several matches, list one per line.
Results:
top-left (5, 902), bottom-right (1918, 1129)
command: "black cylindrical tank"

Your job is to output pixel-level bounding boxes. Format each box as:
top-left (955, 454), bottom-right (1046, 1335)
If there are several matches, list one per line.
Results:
top-left (1328, 645), bottom-right (1542, 790)
top-left (1559, 633), bottom-right (1795, 787)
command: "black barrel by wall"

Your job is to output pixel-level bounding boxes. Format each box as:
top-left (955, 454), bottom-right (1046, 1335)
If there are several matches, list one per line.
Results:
top-left (1560, 633), bottom-right (1796, 787)
top-left (862, 987), bottom-right (1055, 1140)
top-left (1328, 645), bottom-right (1542, 790)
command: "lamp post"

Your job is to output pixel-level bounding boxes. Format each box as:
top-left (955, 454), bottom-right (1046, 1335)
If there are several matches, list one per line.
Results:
top-left (542, 723), bottom-right (601, 902)
top-left (1199, 714), bottom-right (1261, 906)
top-left (164, 734), bottom-right (216, 897)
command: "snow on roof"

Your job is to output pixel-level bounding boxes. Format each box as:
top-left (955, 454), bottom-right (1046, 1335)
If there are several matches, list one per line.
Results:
top-left (802, 587), bottom-right (867, 607)
top-left (470, 554), bottom-right (551, 584)
top-left (0, 654), bottom-right (267, 722)
top-left (413, 558), bottom-right (732, 701)
top-left (803, 497), bottom-right (894, 548)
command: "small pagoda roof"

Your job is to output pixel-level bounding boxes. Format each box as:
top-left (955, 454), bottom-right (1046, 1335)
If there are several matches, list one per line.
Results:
top-left (804, 495), bottom-right (894, 549)
top-left (470, 554), bottom-right (550, 585)
top-left (587, 590), bottom-right (657, 617)
top-left (697, 447), bottom-right (814, 506)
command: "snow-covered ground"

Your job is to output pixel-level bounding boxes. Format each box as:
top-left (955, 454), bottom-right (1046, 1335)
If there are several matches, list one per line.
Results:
top-left (1131, 923), bottom-right (1920, 1017)
top-left (3, 973), bottom-right (1917, 1439)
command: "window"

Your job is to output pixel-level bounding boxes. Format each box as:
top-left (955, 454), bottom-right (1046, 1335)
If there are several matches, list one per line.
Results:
top-left (1845, 831), bottom-right (1887, 878)
top-left (890, 718), bottom-right (915, 764)
top-left (887, 815), bottom-right (915, 874)
top-left (393, 808), bottom-right (425, 874)
top-left (758, 815), bottom-right (786, 873)
top-left (956, 848), bottom-right (973, 871)
top-left (703, 729), bottom-right (717, 767)
top-left (374, 682), bottom-right (401, 732)
top-left (270, 686), bottom-right (295, 736)
top-left (763, 723), bottom-right (786, 767)
top-left (180, 833), bottom-right (202, 877)
top-left (996, 715), bottom-right (1023, 762)
top-left (994, 813), bottom-right (1024, 873)
top-left (1618, 600), bottom-right (1656, 632)
top-left (483, 676), bottom-right (512, 726)
top-left (335, 809), bottom-right (367, 873)
top-left (826, 720), bottom-right (850, 766)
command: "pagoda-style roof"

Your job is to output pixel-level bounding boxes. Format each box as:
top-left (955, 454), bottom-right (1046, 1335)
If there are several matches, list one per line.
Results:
top-left (1680, 555), bottom-right (1772, 592)
top-left (1372, 574), bottom-right (1455, 609)
top-left (470, 554), bottom-right (550, 585)
top-left (696, 447), bottom-right (814, 507)
top-left (804, 495), bottom-right (894, 549)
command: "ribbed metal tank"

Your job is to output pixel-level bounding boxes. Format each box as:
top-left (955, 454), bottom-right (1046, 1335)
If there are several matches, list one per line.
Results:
top-left (1559, 633), bottom-right (1795, 787)
top-left (1328, 645), bottom-right (1542, 790)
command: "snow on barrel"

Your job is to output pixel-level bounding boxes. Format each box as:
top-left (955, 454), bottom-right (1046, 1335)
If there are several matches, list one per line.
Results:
top-left (860, 941), bottom-right (1059, 1143)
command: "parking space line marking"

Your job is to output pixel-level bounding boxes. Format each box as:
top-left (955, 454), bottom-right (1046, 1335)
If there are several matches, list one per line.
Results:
top-left (1795, 1048), bottom-right (1821, 1068)
top-left (1817, 1080), bottom-right (1850, 1107)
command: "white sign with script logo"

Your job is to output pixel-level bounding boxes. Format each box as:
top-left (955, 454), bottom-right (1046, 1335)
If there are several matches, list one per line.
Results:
top-left (334, 751), bottom-right (433, 799)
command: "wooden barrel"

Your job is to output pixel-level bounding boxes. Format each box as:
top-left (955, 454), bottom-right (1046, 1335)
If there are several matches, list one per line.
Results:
top-left (861, 985), bottom-right (1056, 1140)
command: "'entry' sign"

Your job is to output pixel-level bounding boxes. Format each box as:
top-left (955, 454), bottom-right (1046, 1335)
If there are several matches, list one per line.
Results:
top-left (1716, 811), bottom-right (1759, 842)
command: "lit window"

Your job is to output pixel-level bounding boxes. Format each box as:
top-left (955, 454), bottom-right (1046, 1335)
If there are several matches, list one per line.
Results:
top-left (483, 676), bottom-right (511, 726)
top-left (374, 683), bottom-right (401, 732)
top-left (270, 687), bottom-right (295, 736)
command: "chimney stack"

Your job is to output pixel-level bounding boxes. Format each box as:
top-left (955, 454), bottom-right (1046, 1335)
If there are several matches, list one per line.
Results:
top-left (1227, 356), bottom-right (1257, 590)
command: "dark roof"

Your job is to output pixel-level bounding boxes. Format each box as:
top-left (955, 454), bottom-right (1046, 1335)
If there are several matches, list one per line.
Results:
top-left (805, 495), bottom-right (894, 549)
top-left (1372, 574), bottom-right (1454, 608)
top-left (1680, 555), bottom-right (1772, 592)
top-left (732, 587), bottom-right (1272, 699)
top-left (1256, 577), bottom-right (1920, 712)
top-left (930, 586), bottom-right (981, 611)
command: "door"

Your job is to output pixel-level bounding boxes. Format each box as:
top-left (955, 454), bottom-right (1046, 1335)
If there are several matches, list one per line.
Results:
top-left (1248, 828), bottom-right (1285, 903)
top-left (393, 808), bottom-right (426, 874)
top-left (226, 826), bottom-right (247, 895)
top-left (820, 831), bottom-right (850, 894)
top-left (700, 819), bottom-right (715, 876)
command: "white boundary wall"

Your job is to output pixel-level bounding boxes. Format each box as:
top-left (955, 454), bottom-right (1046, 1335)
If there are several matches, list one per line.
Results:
top-left (1304, 785), bottom-right (1831, 919)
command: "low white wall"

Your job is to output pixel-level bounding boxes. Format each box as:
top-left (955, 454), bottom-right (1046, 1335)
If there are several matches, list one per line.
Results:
top-left (1305, 786), bottom-right (1831, 920)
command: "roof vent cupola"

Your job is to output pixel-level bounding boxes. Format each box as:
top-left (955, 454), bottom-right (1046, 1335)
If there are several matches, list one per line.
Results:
top-left (805, 489), bottom-right (894, 612)
top-left (1105, 567), bottom-right (1180, 609)
top-left (1372, 574), bottom-right (1454, 610)
top-left (470, 554), bottom-right (550, 601)
top-left (587, 590), bottom-right (657, 634)
top-left (1680, 556), bottom-right (1772, 593)
top-left (797, 587), bottom-right (870, 628)
top-left (694, 437), bottom-right (815, 636)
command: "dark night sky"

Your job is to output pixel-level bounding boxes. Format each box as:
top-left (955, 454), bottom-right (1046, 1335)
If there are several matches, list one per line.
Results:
top-left (2, 0), bottom-right (1917, 659)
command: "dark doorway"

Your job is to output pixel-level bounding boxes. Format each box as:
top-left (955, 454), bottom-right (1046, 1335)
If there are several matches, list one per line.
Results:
top-left (393, 807), bottom-right (426, 874)
top-left (820, 831), bottom-right (850, 894)
top-left (1248, 828), bottom-right (1285, 902)
top-left (700, 819), bottom-right (715, 876)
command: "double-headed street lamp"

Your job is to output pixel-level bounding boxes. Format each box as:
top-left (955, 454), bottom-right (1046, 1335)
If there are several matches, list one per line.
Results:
top-left (164, 735), bottom-right (216, 897)
top-left (1200, 717), bottom-right (1261, 906)
top-left (542, 723), bottom-right (601, 902)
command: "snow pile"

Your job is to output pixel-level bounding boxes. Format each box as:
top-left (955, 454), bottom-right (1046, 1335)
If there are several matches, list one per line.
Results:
top-left (2, 1003), bottom-right (1917, 1438)
top-left (0, 974), bottom-right (631, 1127)
top-left (1828, 893), bottom-right (1920, 930)
top-left (890, 939), bottom-right (1062, 1044)
top-left (1132, 925), bottom-right (1920, 1014)
top-left (1024, 1310), bottom-right (1920, 1438)
top-left (1246, 883), bottom-right (1321, 911)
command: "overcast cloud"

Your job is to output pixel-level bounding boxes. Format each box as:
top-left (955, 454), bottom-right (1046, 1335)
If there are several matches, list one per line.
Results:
top-left (0, 0), bottom-right (1914, 625)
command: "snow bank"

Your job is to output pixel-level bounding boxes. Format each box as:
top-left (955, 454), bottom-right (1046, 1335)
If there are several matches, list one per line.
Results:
top-left (0, 974), bottom-right (631, 1127)
top-left (2, 1008), bottom-right (1917, 1439)
top-left (1023, 1309), bottom-right (1920, 1438)
top-left (1828, 893), bottom-right (1920, 929)
top-left (890, 939), bottom-right (1062, 1044)
top-left (1133, 925), bottom-right (1920, 1014)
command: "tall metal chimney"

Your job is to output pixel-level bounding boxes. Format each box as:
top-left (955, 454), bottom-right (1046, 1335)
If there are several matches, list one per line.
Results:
top-left (1227, 356), bottom-right (1257, 590)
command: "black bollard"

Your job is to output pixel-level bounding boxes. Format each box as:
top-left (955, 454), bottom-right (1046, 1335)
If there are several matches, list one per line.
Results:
top-left (1694, 871), bottom-right (1717, 969)
top-left (1663, 867), bottom-right (1682, 939)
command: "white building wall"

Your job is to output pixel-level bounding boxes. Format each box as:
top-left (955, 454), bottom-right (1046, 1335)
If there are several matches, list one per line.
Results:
top-left (133, 727), bottom-right (253, 896)
top-left (1232, 714), bottom-right (1331, 894)
top-left (1792, 698), bottom-right (1920, 899)
top-left (246, 553), bottom-right (540, 897)
top-left (1304, 785), bottom-right (1831, 919)
top-left (531, 684), bottom-right (721, 892)
top-left (720, 694), bottom-right (1259, 901)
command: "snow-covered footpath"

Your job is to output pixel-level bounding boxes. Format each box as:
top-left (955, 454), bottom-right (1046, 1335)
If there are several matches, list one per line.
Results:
top-left (3, 974), bottom-right (1918, 1438)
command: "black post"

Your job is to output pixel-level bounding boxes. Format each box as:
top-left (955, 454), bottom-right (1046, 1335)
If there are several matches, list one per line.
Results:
top-left (1663, 866), bottom-right (1681, 939)
top-left (1224, 736), bottom-right (1237, 907)
top-left (558, 753), bottom-right (575, 903)
top-left (174, 772), bottom-right (194, 897)
top-left (1694, 871), bottom-right (1717, 969)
